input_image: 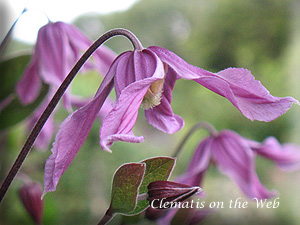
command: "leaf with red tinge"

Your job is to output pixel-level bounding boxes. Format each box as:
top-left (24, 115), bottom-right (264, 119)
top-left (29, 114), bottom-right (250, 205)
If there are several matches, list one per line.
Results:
top-left (109, 162), bottom-right (146, 215)
top-left (127, 156), bottom-right (176, 215)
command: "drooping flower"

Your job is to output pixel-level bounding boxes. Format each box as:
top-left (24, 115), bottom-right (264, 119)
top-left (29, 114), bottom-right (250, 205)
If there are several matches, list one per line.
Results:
top-left (151, 128), bottom-right (300, 225)
top-left (176, 129), bottom-right (300, 200)
top-left (16, 21), bottom-right (116, 108)
top-left (42, 33), bottom-right (298, 196)
top-left (15, 21), bottom-right (116, 150)
top-left (100, 47), bottom-right (298, 151)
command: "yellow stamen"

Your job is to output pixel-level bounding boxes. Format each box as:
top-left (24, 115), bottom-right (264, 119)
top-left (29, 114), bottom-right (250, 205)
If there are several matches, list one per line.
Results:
top-left (142, 78), bottom-right (164, 110)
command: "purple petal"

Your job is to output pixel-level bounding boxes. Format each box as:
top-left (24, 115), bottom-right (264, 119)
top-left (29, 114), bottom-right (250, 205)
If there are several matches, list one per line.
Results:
top-left (99, 79), bottom-right (153, 152)
top-left (176, 137), bottom-right (212, 187)
top-left (100, 50), bottom-right (165, 151)
top-left (199, 68), bottom-right (299, 121)
top-left (37, 23), bottom-right (68, 86)
top-left (145, 67), bottom-right (184, 133)
top-left (149, 47), bottom-right (298, 121)
top-left (60, 22), bottom-right (116, 75)
top-left (114, 50), bottom-right (163, 97)
top-left (148, 46), bottom-right (213, 79)
top-left (253, 137), bottom-right (300, 171)
top-left (42, 65), bottom-right (115, 197)
top-left (35, 22), bottom-right (116, 111)
top-left (27, 98), bottom-right (56, 151)
top-left (16, 53), bottom-right (42, 105)
top-left (211, 130), bottom-right (276, 199)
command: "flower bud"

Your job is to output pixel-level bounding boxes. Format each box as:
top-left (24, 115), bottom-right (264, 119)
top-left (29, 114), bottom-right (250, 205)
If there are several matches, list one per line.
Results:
top-left (147, 180), bottom-right (201, 209)
top-left (19, 182), bottom-right (44, 225)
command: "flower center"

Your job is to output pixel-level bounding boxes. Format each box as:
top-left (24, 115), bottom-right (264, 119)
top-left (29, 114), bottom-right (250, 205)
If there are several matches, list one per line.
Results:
top-left (142, 78), bottom-right (164, 110)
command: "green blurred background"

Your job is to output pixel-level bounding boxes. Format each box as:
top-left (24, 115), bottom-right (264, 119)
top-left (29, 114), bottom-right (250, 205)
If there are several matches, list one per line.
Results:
top-left (1, 0), bottom-right (300, 224)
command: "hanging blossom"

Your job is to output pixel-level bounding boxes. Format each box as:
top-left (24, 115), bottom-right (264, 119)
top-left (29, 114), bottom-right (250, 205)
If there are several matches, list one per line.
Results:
top-left (176, 129), bottom-right (300, 199)
top-left (42, 29), bottom-right (298, 196)
top-left (15, 21), bottom-right (116, 150)
top-left (151, 126), bottom-right (300, 225)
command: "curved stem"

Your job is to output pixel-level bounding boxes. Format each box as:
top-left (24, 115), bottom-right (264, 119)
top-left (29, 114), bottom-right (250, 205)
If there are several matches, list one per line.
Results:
top-left (172, 122), bottom-right (217, 158)
top-left (0, 28), bottom-right (143, 203)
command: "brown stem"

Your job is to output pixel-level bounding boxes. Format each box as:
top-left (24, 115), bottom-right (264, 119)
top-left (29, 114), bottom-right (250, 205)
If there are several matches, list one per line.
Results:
top-left (97, 208), bottom-right (115, 225)
top-left (0, 28), bottom-right (143, 203)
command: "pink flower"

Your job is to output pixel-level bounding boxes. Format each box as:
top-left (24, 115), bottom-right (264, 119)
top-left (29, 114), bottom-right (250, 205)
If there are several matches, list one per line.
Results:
top-left (15, 21), bottom-right (115, 150)
top-left (177, 130), bottom-right (300, 199)
top-left (16, 21), bottom-right (116, 108)
top-left (42, 44), bottom-right (298, 196)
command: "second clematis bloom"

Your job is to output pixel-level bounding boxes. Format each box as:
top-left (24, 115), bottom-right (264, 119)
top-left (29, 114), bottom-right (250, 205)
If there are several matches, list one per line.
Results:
top-left (176, 129), bottom-right (300, 200)
top-left (16, 21), bottom-right (116, 108)
top-left (42, 29), bottom-right (298, 196)
top-left (15, 21), bottom-right (116, 150)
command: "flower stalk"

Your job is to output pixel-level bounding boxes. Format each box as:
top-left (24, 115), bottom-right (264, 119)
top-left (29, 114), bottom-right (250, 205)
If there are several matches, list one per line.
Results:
top-left (97, 208), bottom-right (115, 225)
top-left (0, 28), bottom-right (143, 203)
top-left (172, 121), bottom-right (217, 158)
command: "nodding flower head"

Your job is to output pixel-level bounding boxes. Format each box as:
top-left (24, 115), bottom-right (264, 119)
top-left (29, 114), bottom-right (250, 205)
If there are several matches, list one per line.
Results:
top-left (14, 21), bottom-right (116, 150)
top-left (42, 29), bottom-right (298, 197)
top-left (176, 129), bottom-right (300, 200)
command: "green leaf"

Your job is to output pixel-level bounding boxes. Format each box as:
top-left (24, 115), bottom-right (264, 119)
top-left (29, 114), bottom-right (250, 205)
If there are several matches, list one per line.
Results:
top-left (0, 54), bottom-right (31, 100)
top-left (127, 156), bottom-right (176, 215)
top-left (0, 54), bottom-right (49, 129)
top-left (0, 85), bottom-right (48, 130)
top-left (109, 162), bottom-right (146, 215)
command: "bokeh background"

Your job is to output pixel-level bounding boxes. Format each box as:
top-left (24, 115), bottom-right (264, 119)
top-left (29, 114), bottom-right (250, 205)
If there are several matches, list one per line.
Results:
top-left (1, 0), bottom-right (300, 224)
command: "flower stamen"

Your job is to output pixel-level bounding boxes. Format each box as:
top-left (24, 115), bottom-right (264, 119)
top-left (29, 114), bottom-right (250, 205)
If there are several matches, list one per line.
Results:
top-left (142, 78), bottom-right (164, 109)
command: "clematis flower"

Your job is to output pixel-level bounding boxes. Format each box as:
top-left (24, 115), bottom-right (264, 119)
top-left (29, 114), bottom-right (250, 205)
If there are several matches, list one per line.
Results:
top-left (176, 129), bottom-right (300, 200)
top-left (15, 21), bottom-right (116, 150)
top-left (42, 36), bottom-right (298, 196)
top-left (152, 128), bottom-right (300, 225)
top-left (16, 21), bottom-right (116, 108)
top-left (99, 47), bottom-right (298, 151)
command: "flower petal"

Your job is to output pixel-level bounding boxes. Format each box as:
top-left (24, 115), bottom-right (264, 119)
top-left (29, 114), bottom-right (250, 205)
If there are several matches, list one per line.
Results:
top-left (149, 47), bottom-right (298, 121)
top-left (60, 22), bottom-right (116, 75)
top-left (100, 50), bottom-right (165, 151)
top-left (16, 53), bottom-right (42, 105)
top-left (148, 46), bottom-right (213, 79)
top-left (99, 79), bottom-right (154, 152)
top-left (176, 137), bottom-right (212, 187)
top-left (211, 130), bottom-right (276, 199)
top-left (252, 137), bottom-right (300, 171)
top-left (145, 67), bottom-right (184, 133)
top-left (27, 97), bottom-right (56, 151)
top-left (42, 64), bottom-right (115, 197)
top-left (200, 68), bottom-right (299, 121)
